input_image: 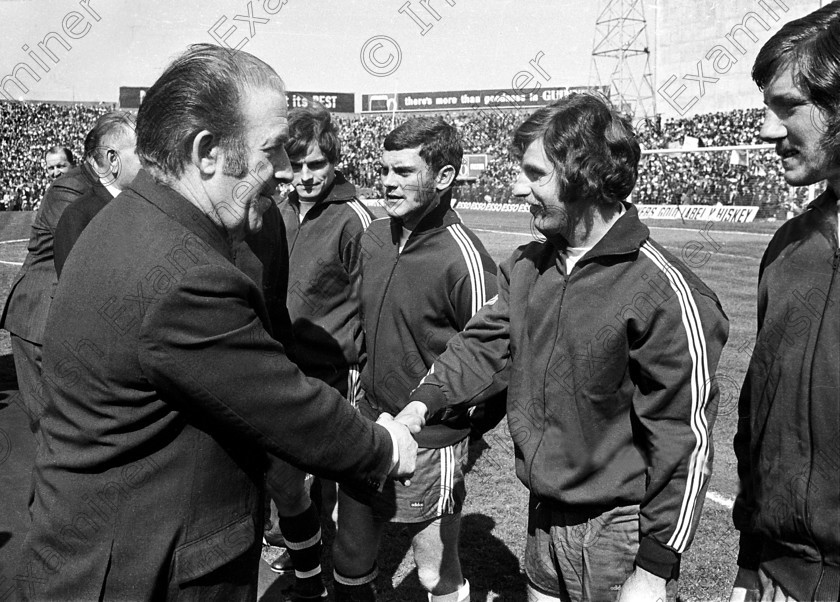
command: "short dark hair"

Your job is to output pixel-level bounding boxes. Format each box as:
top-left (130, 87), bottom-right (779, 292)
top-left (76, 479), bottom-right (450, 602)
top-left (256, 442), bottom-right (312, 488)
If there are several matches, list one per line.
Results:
top-left (286, 103), bottom-right (341, 164)
top-left (83, 111), bottom-right (136, 167)
top-left (44, 146), bottom-right (75, 165)
top-left (384, 117), bottom-right (463, 177)
top-left (136, 43), bottom-right (285, 180)
top-left (753, 1), bottom-right (840, 160)
top-left (511, 94), bottom-right (640, 207)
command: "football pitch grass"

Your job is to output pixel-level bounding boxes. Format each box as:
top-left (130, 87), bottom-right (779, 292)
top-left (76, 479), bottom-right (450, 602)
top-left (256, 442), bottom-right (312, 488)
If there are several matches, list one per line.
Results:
top-left (0, 208), bottom-right (780, 601)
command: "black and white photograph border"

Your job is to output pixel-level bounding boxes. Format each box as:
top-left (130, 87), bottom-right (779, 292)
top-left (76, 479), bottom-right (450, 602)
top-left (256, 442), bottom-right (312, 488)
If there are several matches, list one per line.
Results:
top-left (0, 1), bottom-right (834, 601)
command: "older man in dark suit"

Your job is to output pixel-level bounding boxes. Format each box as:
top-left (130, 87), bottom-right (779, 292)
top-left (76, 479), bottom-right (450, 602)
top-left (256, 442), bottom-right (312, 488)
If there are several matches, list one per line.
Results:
top-left (53, 111), bottom-right (140, 277)
top-left (1, 157), bottom-right (95, 434)
top-left (43, 146), bottom-right (76, 181)
top-left (2, 111), bottom-right (141, 436)
top-left (50, 112), bottom-right (294, 352)
top-left (16, 44), bottom-right (417, 601)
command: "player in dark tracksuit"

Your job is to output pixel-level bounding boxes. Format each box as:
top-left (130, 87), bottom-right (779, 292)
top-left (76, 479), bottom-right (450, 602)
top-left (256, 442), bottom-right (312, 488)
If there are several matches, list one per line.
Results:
top-left (399, 96), bottom-right (729, 601)
top-left (267, 104), bottom-right (373, 600)
top-left (280, 170), bottom-right (372, 402)
top-left (333, 118), bottom-right (501, 602)
top-left (354, 206), bottom-right (499, 453)
top-left (732, 6), bottom-right (840, 600)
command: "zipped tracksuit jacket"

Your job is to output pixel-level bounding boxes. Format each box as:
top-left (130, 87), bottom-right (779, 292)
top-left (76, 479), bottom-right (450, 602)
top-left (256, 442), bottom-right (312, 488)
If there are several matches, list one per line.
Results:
top-left (279, 172), bottom-right (373, 398)
top-left (411, 203), bottom-right (729, 578)
top-left (357, 200), bottom-right (499, 449)
top-left (734, 190), bottom-right (840, 600)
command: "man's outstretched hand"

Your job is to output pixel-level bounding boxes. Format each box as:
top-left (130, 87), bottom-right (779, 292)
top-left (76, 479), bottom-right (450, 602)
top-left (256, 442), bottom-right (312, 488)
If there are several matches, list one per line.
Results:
top-left (376, 412), bottom-right (418, 484)
top-left (395, 400), bottom-right (428, 434)
top-left (617, 567), bottom-right (667, 602)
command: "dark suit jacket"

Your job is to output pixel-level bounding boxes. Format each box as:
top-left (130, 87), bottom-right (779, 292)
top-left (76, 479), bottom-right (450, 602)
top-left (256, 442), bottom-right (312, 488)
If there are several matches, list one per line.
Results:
top-left (53, 178), bottom-right (113, 277)
top-left (232, 198), bottom-right (297, 356)
top-left (51, 174), bottom-right (296, 355)
top-left (1, 163), bottom-right (99, 343)
top-left (18, 170), bottom-right (392, 600)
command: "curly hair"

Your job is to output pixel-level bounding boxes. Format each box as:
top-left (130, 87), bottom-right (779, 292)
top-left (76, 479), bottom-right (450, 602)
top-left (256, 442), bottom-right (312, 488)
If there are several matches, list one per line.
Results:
top-left (511, 94), bottom-right (641, 207)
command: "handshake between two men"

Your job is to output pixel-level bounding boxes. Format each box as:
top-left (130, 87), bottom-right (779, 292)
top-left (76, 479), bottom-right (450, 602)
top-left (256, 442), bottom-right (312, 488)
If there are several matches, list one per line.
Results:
top-left (376, 400), bottom-right (429, 484)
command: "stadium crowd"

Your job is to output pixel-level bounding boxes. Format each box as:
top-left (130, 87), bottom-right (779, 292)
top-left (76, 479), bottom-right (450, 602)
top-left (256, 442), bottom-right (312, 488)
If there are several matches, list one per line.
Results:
top-left (0, 101), bottom-right (114, 210)
top-left (337, 106), bottom-right (807, 213)
top-left (632, 108), bottom-right (809, 211)
top-left (0, 101), bottom-right (808, 215)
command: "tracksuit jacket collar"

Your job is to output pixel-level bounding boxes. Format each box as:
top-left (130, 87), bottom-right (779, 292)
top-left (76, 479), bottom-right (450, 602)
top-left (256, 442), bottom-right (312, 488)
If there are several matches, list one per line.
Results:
top-left (127, 169), bottom-right (234, 263)
top-left (389, 194), bottom-right (456, 245)
top-left (547, 201), bottom-right (650, 266)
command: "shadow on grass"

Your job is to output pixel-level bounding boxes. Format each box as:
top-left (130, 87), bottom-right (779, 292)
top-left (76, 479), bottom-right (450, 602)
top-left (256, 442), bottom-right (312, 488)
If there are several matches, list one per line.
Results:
top-left (259, 439), bottom-right (529, 600)
top-left (374, 438), bottom-right (527, 600)
top-left (375, 513), bottom-right (525, 602)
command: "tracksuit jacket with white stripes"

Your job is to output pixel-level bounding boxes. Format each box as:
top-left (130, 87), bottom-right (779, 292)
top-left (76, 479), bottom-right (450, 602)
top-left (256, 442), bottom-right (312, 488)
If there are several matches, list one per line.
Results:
top-left (357, 199), bottom-right (499, 449)
top-left (279, 172), bottom-right (373, 396)
top-left (411, 203), bottom-right (729, 579)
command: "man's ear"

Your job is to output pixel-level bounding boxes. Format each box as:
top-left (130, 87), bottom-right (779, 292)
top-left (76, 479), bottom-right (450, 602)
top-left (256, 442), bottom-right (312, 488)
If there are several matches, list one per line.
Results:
top-left (434, 164), bottom-right (456, 191)
top-left (107, 149), bottom-right (120, 177)
top-left (192, 130), bottom-right (220, 176)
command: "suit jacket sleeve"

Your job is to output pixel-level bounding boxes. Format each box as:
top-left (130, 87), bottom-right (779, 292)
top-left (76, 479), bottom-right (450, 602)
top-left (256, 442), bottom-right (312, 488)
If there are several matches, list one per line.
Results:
top-left (0, 172), bottom-right (88, 337)
top-left (244, 203), bottom-right (296, 358)
top-left (137, 262), bottom-right (393, 485)
top-left (54, 203), bottom-right (89, 277)
top-left (32, 174), bottom-right (88, 271)
top-left (39, 178), bottom-right (85, 232)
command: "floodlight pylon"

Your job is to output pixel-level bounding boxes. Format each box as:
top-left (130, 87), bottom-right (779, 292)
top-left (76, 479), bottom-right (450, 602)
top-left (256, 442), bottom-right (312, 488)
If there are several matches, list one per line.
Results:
top-left (590, 0), bottom-right (657, 123)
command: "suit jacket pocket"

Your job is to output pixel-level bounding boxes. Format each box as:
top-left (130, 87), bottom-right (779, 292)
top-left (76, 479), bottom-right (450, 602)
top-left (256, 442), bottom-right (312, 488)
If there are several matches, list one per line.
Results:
top-left (171, 513), bottom-right (254, 584)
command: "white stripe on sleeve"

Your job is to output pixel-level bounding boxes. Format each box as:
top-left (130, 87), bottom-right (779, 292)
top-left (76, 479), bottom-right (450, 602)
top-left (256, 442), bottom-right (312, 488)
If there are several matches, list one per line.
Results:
top-left (348, 200), bottom-right (372, 229)
top-left (447, 224), bottom-right (486, 317)
top-left (640, 242), bottom-right (712, 553)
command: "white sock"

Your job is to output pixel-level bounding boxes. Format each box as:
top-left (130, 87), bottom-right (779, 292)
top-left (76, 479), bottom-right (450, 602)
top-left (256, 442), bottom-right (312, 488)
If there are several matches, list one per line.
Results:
top-left (428, 579), bottom-right (470, 602)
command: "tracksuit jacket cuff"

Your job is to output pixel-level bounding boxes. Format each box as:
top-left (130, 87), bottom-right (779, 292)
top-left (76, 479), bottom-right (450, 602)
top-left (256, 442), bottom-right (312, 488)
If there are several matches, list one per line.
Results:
top-left (410, 383), bottom-right (447, 417)
top-left (736, 532), bottom-right (763, 571)
top-left (635, 536), bottom-right (680, 580)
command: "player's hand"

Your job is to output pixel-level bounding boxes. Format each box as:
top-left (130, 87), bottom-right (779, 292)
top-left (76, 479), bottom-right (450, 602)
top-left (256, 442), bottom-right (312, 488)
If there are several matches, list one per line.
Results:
top-left (617, 567), bottom-right (667, 602)
top-left (729, 568), bottom-right (760, 602)
top-left (395, 400), bottom-right (428, 435)
top-left (376, 412), bottom-right (417, 485)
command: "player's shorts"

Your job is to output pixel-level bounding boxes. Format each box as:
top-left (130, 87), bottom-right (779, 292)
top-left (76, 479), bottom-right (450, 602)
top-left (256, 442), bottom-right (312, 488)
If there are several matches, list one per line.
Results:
top-left (341, 437), bottom-right (468, 523)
